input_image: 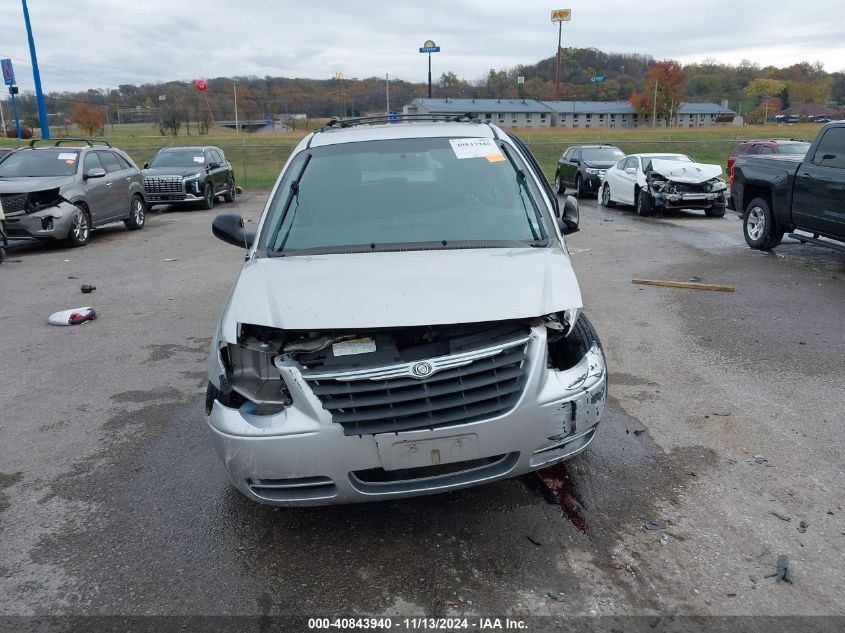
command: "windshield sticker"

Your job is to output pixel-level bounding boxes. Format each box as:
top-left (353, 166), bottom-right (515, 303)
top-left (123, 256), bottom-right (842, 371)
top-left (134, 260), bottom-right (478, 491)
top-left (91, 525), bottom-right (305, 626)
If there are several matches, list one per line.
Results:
top-left (332, 338), bottom-right (377, 357)
top-left (193, 156), bottom-right (205, 164)
top-left (57, 152), bottom-right (77, 161)
top-left (449, 138), bottom-right (505, 163)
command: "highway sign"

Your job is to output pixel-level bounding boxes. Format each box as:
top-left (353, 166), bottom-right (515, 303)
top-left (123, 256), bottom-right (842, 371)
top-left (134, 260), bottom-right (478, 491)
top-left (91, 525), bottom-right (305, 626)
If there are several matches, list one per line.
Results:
top-left (551, 9), bottom-right (571, 22)
top-left (419, 40), bottom-right (441, 53)
top-left (590, 75), bottom-right (605, 83)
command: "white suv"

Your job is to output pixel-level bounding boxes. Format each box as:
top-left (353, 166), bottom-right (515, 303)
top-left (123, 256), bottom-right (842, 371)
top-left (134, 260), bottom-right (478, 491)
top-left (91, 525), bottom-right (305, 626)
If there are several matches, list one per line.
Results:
top-left (206, 116), bottom-right (606, 505)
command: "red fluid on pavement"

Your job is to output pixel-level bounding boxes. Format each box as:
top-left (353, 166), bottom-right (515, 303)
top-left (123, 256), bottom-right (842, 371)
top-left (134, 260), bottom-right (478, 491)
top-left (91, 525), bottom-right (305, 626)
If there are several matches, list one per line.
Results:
top-left (539, 462), bottom-right (589, 535)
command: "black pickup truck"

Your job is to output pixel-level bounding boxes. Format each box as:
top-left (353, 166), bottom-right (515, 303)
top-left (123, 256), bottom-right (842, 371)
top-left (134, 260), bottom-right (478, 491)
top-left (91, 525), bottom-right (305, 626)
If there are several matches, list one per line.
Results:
top-left (731, 121), bottom-right (845, 252)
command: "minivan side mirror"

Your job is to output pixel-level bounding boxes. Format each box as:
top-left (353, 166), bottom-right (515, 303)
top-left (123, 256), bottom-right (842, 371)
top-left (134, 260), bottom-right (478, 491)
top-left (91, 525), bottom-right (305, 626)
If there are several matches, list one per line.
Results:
top-left (85, 167), bottom-right (106, 179)
top-left (558, 194), bottom-right (580, 235)
top-left (212, 212), bottom-right (255, 248)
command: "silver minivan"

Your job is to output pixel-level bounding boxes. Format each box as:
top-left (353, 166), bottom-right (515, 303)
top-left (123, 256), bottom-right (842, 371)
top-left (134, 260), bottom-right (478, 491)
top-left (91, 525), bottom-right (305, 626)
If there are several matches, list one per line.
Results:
top-left (206, 117), bottom-right (607, 505)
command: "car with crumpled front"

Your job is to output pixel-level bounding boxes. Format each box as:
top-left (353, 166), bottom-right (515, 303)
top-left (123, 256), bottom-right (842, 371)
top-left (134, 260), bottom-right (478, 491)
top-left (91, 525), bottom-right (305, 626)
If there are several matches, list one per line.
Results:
top-left (205, 120), bottom-right (607, 506)
top-left (0, 140), bottom-right (146, 246)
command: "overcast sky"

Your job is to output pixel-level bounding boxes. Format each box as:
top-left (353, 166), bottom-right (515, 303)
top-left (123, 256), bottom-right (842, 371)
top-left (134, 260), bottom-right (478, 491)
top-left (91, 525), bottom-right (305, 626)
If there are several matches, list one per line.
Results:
top-left (0, 0), bottom-right (843, 94)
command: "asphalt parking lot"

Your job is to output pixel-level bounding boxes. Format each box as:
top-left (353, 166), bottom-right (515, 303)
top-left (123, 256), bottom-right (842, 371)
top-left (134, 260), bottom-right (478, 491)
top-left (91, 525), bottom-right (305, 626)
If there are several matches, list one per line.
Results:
top-left (0, 192), bottom-right (843, 620)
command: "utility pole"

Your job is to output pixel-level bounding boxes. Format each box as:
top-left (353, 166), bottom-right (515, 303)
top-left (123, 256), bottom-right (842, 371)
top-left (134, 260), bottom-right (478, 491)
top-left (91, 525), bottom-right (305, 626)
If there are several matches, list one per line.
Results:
top-left (385, 73), bottom-right (390, 116)
top-left (652, 80), bottom-right (658, 128)
top-left (233, 82), bottom-right (239, 134)
top-left (22, 0), bottom-right (50, 139)
top-left (764, 95), bottom-right (769, 125)
top-left (0, 95), bottom-right (6, 133)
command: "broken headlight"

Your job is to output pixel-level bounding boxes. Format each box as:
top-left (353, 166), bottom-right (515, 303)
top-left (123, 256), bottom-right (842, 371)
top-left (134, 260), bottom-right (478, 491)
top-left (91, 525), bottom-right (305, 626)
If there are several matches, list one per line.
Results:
top-left (542, 308), bottom-right (580, 340)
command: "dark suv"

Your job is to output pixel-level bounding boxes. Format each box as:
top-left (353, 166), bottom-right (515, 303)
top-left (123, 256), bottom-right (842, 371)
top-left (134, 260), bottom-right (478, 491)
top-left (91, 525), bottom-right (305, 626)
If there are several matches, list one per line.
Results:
top-left (143, 146), bottom-right (235, 211)
top-left (555, 145), bottom-right (625, 198)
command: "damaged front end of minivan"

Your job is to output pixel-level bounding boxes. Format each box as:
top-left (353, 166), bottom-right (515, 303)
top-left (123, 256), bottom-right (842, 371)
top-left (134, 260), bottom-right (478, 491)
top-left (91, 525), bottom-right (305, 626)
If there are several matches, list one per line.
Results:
top-left (205, 311), bottom-right (606, 505)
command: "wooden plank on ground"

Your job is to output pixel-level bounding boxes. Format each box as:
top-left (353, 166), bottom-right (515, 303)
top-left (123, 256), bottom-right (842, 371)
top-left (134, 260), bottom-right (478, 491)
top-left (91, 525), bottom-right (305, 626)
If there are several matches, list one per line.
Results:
top-left (632, 278), bottom-right (736, 292)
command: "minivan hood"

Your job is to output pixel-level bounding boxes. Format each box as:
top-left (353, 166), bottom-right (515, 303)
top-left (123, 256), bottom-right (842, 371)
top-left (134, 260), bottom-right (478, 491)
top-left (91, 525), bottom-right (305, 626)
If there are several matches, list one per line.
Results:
top-left (0, 176), bottom-right (75, 193)
top-left (220, 247), bottom-right (582, 338)
top-left (649, 160), bottom-right (722, 183)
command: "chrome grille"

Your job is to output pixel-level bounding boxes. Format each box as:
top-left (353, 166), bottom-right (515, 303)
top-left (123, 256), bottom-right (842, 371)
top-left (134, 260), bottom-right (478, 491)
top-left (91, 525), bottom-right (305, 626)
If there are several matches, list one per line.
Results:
top-left (0, 193), bottom-right (28, 215)
top-left (144, 176), bottom-right (183, 194)
top-left (303, 333), bottom-right (530, 435)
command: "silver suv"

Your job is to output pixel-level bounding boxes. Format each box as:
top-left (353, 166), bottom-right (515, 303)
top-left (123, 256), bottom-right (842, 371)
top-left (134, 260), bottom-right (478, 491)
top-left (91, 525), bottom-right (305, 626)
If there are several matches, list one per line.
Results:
top-left (206, 116), bottom-right (606, 505)
top-left (0, 139), bottom-right (146, 246)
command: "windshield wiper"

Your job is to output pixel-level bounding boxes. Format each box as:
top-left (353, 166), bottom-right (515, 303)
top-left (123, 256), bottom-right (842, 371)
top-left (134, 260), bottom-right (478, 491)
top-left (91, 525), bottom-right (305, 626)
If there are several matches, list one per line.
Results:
top-left (266, 154), bottom-right (312, 257)
top-left (499, 144), bottom-right (548, 246)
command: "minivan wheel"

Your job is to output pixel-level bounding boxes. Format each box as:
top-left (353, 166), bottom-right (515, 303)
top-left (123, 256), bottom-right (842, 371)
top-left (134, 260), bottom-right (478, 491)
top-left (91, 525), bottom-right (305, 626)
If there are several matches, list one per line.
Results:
top-left (124, 195), bottom-right (146, 230)
top-left (201, 182), bottom-right (215, 210)
top-left (67, 205), bottom-right (91, 247)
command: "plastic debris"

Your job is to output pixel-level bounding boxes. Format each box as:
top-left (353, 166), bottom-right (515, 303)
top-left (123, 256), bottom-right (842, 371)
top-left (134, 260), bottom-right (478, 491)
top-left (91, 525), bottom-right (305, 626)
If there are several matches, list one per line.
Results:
top-left (633, 428), bottom-right (647, 436)
top-left (689, 276), bottom-right (702, 282)
top-left (548, 592), bottom-right (564, 602)
top-left (163, 258), bottom-right (178, 262)
top-left (80, 284), bottom-right (96, 294)
top-left (659, 535), bottom-right (669, 545)
top-left (48, 307), bottom-right (97, 326)
top-left (777, 554), bottom-right (792, 583)
top-left (798, 520), bottom-right (809, 534)
top-left (771, 512), bottom-right (792, 522)
top-left (67, 275), bottom-right (78, 280)
top-left (754, 455), bottom-right (768, 465)
top-left (644, 522), bottom-right (667, 531)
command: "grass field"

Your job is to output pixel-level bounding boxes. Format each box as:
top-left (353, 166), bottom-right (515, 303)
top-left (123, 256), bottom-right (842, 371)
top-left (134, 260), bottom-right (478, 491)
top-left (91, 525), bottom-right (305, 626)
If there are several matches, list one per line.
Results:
top-left (1, 123), bottom-right (822, 190)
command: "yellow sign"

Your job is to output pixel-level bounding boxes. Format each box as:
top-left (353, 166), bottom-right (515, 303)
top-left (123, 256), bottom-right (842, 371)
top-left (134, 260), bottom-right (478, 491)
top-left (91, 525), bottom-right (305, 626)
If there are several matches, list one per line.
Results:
top-left (423, 40), bottom-right (436, 48)
top-left (551, 9), bottom-right (571, 22)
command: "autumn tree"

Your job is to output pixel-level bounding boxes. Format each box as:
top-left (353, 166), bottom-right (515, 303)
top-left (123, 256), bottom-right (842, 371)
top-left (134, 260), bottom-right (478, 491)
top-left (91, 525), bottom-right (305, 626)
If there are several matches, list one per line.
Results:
top-left (630, 60), bottom-right (685, 125)
top-left (70, 102), bottom-right (106, 135)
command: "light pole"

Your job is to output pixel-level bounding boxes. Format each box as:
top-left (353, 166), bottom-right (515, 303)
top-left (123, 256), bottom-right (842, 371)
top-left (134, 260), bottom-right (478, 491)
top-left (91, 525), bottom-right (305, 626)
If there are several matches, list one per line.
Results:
top-left (551, 9), bottom-right (572, 100)
top-left (22, 0), bottom-right (50, 139)
top-left (652, 80), bottom-right (658, 127)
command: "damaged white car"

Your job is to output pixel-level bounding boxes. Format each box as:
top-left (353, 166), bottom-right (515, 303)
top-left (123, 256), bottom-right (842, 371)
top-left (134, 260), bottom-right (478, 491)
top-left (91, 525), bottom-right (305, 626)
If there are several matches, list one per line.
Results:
top-left (600, 153), bottom-right (727, 217)
top-left (206, 116), bottom-right (607, 506)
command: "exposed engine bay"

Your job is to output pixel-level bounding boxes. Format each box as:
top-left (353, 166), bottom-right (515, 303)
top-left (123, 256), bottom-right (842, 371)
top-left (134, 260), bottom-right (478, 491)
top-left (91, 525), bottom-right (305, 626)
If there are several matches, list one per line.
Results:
top-left (0, 189), bottom-right (66, 216)
top-left (216, 313), bottom-right (585, 414)
top-left (643, 159), bottom-right (726, 209)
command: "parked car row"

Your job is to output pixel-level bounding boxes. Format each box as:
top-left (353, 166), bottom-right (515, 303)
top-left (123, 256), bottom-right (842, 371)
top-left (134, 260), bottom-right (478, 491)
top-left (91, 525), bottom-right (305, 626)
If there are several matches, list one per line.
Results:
top-left (555, 144), bottom-right (728, 218)
top-left (0, 140), bottom-right (237, 247)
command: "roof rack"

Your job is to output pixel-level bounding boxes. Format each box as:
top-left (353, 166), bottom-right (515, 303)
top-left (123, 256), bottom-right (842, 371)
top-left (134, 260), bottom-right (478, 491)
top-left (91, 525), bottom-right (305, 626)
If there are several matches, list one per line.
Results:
top-left (28, 138), bottom-right (112, 148)
top-left (321, 112), bottom-right (479, 130)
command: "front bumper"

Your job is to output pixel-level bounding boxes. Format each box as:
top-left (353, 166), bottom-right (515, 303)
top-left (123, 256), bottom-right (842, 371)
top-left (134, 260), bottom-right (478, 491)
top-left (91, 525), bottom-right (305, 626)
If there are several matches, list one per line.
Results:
top-left (206, 329), bottom-right (607, 506)
top-left (581, 173), bottom-right (604, 192)
top-left (3, 202), bottom-right (79, 241)
top-left (655, 190), bottom-right (725, 210)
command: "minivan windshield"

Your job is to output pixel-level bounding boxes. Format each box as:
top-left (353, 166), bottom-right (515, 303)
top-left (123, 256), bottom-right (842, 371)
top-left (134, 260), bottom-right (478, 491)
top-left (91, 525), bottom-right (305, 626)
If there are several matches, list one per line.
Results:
top-left (260, 137), bottom-right (550, 255)
top-left (148, 150), bottom-right (206, 168)
top-left (582, 147), bottom-right (624, 162)
top-left (0, 149), bottom-right (80, 178)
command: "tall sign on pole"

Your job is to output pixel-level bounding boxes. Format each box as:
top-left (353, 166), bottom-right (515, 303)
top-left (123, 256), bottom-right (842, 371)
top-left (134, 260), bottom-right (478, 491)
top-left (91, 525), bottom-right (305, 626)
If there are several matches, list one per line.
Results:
top-left (2, 59), bottom-right (21, 142)
top-left (22, 0), bottom-right (50, 139)
top-left (551, 9), bottom-right (571, 101)
top-left (419, 40), bottom-right (441, 99)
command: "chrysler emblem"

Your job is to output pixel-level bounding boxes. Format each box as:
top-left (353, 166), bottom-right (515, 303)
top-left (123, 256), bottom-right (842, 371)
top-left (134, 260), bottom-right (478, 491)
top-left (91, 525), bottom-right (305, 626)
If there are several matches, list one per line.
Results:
top-left (412, 361), bottom-right (433, 378)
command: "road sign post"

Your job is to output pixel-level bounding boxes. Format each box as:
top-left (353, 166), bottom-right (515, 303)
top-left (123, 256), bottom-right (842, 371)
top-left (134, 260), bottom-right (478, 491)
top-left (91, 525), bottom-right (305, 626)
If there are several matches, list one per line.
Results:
top-left (551, 10), bottom-right (572, 101)
top-left (22, 0), bottom-right (50, 139)
top-left (9, 86), bottom-right (21, 142)
top-left (590, 74), bottom-right (605, 99)
top-left (419, 40), bottom-right (441, 99)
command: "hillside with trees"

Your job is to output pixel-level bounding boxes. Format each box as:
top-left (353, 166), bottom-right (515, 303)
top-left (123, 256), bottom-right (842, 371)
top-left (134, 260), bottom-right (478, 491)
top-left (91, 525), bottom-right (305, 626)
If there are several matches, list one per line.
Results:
top-left (6, 48), bottom-right (844, 133)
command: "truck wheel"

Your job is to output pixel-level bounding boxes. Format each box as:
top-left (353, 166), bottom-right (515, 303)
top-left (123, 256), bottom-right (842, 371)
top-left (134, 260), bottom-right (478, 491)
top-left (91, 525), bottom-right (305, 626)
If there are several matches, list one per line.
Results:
top-left (636, 189), bottom-right (654, 217)
top-left (743, 197), bottom-right (783, 250)
top-left (555, 171), bottom-right (565, 195)
top-left (600, 183), bottom-right (616, 207)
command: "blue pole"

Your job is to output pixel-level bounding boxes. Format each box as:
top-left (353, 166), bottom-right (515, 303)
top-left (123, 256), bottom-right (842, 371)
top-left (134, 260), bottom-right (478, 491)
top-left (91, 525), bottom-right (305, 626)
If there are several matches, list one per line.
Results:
top-left (22, 0), bottom-right (50, 140)
top-left (10, 89), bottom-right (21, 142)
